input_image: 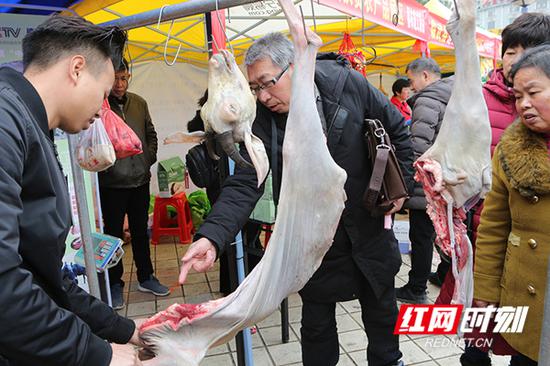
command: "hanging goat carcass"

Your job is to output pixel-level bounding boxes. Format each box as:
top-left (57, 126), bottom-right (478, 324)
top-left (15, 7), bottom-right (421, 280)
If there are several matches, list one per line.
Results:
top-left (414, 0), bottom-right (492, 306)
top-left (164, 49), bottom-right (269, 186)
top-left (140, 1), bottom-right (347, 365)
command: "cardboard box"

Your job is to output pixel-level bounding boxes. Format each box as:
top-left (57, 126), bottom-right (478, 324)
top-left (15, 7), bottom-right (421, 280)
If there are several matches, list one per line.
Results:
top-left (158, 157), bottom-right (185, 198)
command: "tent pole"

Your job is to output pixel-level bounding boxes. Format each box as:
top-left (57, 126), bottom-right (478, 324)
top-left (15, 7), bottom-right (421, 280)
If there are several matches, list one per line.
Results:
top-left (67, 134), bottom-right (101, 299)
top-left (99, 0), bottom-right (259, 30)
top-left (0, 3), bottom-right (78, 15)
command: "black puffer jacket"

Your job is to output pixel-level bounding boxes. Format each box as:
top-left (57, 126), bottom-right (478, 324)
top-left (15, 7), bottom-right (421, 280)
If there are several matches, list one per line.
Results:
top-left (0, 68), bottom-right (134, 366)
top-left (405, 77), bottom-right (454, 210)
top-left (195, 56), bottom-right (414, 301)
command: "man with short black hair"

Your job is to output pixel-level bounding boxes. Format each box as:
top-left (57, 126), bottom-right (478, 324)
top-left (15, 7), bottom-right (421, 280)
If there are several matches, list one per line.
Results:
top-left (0, 15), bottom-right (142, 366)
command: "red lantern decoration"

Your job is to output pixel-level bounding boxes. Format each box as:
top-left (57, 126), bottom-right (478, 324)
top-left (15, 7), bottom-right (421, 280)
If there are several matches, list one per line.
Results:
top-left (338, 32), bottom-right (368, 76)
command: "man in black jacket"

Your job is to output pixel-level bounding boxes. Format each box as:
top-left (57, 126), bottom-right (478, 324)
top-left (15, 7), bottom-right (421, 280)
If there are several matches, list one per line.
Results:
top-left (0, 16), bottom-right (142, 366)
top-left (179, 33), bottom-right (414, 366)
top-left (398, 57), bottom-right (454, 304)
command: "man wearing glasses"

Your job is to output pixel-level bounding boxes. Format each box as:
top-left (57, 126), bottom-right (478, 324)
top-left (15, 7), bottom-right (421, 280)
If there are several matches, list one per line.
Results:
top-left (180, 32), bottom-right (413, 366)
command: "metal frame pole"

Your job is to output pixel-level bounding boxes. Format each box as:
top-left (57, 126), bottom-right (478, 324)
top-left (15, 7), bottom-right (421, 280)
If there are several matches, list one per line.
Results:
top-left (67, 134), bottom-right (101, 298)
top-left (228, 158), bottom-right (254, 366)
top-left (539, 255), bottom-right (550, 365)
top-left (98, 0), bottom-right (260, 30)
top-left (0, 3), bottom-right (77, 15)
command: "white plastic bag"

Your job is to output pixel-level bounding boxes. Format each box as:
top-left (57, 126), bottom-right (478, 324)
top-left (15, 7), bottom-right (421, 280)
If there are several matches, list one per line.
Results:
top-left (76, 117), bottom-right (116, 172)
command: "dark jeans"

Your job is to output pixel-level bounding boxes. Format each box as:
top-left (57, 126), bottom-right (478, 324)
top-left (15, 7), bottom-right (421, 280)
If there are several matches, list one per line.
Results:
top-left (461, 345), bottom-right (491, 366)
top-left (510, 354), bottom-right (538, 366)
top-left (435, 256), bottom-right (450, 281)
top-left (100, 184), bottom-right (154, 285)
top-left (408, 209), bottom-right (436, 292)
top-left (300, 283), bottom-right (402, 366)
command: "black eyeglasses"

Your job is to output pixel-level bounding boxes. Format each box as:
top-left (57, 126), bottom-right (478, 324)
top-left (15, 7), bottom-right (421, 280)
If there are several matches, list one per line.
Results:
top-left (250, 64), bottom-right (289, 94)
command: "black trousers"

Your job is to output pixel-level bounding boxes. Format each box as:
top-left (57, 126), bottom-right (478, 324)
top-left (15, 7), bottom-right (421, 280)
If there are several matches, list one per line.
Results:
top-left (100, 184), bottom-right (153, 285)
top-left (510, 354), bottom-right (538, 366)
top-left (300, 283), bottom-right (402, 366)
top-left (408, 209), bottom-right (436, 292)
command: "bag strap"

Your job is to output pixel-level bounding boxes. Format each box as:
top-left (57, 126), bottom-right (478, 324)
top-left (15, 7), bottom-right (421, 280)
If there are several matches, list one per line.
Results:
top-left (271, 115), bottom-right (279, 209)
top-left (363, 145), bottom-right (390, 210)
top-left (333, 66), bottom-right (349, 104)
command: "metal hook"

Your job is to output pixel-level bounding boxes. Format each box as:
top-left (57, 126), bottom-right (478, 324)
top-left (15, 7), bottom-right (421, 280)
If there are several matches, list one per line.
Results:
top-left (309, 0), bottom-right (317, 34)
top-left (213, 0), bottom-right (234, 54)
top-left (163, 21), bottom-right (182, 66)
top-left (361, 0), bottom-right (365, 46)
top-left (211, 35), bottom-right (221, 54)
top-left (156, 4), bottom-right (182, 66)
top-left (299, 6), bottom-right (312, 45)
top-left (452, 0), bottom-right (460, 20)
top-left (156, 4), bottom-right (169, 29)
top-left (392, 0), bottom-right (399, 26)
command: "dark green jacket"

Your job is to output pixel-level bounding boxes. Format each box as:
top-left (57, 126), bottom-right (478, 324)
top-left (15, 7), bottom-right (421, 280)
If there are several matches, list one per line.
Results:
top-left (99, 92), bottom-right (158, 188)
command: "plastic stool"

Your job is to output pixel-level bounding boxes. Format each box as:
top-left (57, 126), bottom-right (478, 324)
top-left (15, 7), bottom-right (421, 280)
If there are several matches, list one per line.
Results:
top-left (151, 192), bottom-right (194, 245)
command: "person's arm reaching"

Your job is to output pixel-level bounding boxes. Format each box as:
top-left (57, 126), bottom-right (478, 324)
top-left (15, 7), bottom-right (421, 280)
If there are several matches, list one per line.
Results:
top-left (180, 140), bottom-right (265, 283)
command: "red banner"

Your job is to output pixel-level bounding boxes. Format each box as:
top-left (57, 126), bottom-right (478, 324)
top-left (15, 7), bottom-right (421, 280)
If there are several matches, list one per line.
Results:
top-left (318, 0), bottom-right (501, 59)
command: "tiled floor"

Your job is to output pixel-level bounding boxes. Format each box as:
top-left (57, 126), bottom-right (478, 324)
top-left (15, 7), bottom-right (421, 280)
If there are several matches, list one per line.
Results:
top-left (119, 237), bottom-right (512, 366)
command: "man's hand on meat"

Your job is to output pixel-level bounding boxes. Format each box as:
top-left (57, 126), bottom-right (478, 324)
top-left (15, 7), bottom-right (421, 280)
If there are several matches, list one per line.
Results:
top-left (129, 319), bottom-right (148, 347)
top-left (110, 343), bottom-right (142, 366)
top-left (179, 237), bottom-right (217, 284)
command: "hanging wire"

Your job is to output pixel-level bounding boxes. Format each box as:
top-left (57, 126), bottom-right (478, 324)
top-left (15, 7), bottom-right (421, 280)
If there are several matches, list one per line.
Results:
top-left (299, 5), bottom-right (312, 44)
top-left (361, 0), bottom-right (365, 46)
top-left (157, 4), bottom-right (182, 66)
top-left (309, 0), bottom-right (317, 34)
top-left (213, 0), bottom-right (234, 54)
top-left (126, 42), bottom-right (134, 86)
top-left (452, 0), bottom-right (460, 20)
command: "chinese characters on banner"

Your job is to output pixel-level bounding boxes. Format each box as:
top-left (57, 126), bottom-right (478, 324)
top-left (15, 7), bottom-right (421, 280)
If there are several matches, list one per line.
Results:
top-left (317, 0), bottom-right (501, 59)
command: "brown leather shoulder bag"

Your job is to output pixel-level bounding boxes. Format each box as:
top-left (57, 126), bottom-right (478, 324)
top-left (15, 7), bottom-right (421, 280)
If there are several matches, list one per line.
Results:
top-left (362, 119), bottom-right (408, 215)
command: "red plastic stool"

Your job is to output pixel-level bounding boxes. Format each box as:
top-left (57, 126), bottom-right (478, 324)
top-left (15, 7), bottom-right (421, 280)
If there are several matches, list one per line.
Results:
top-left (151, 192), bottom-right (194, 245)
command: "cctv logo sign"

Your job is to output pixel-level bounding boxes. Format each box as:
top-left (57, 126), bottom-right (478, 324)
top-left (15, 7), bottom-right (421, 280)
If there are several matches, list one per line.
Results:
top-left (395, 305), bottom-right (463, 335)
top-left (395, 305), bottom-right (529, 335)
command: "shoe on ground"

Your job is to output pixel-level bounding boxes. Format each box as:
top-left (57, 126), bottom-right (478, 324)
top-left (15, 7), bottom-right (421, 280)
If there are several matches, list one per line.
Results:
top-left (388, 360), bottom-right (405, 366)
top-left (460, 351), bottom-right (491, 366)
top-left (396, 285), bottom-right (428, 304)
top-left (428, 272), bottom-right (443, 287)
top-left (110, 283), bottom-right (125, 310)
top-left (138, 275), bottom-right (170, 296)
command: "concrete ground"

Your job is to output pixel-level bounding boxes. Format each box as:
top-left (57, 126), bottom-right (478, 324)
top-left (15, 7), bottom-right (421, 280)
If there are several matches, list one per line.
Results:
top-left (118, 237), bottom-right (512, 366)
